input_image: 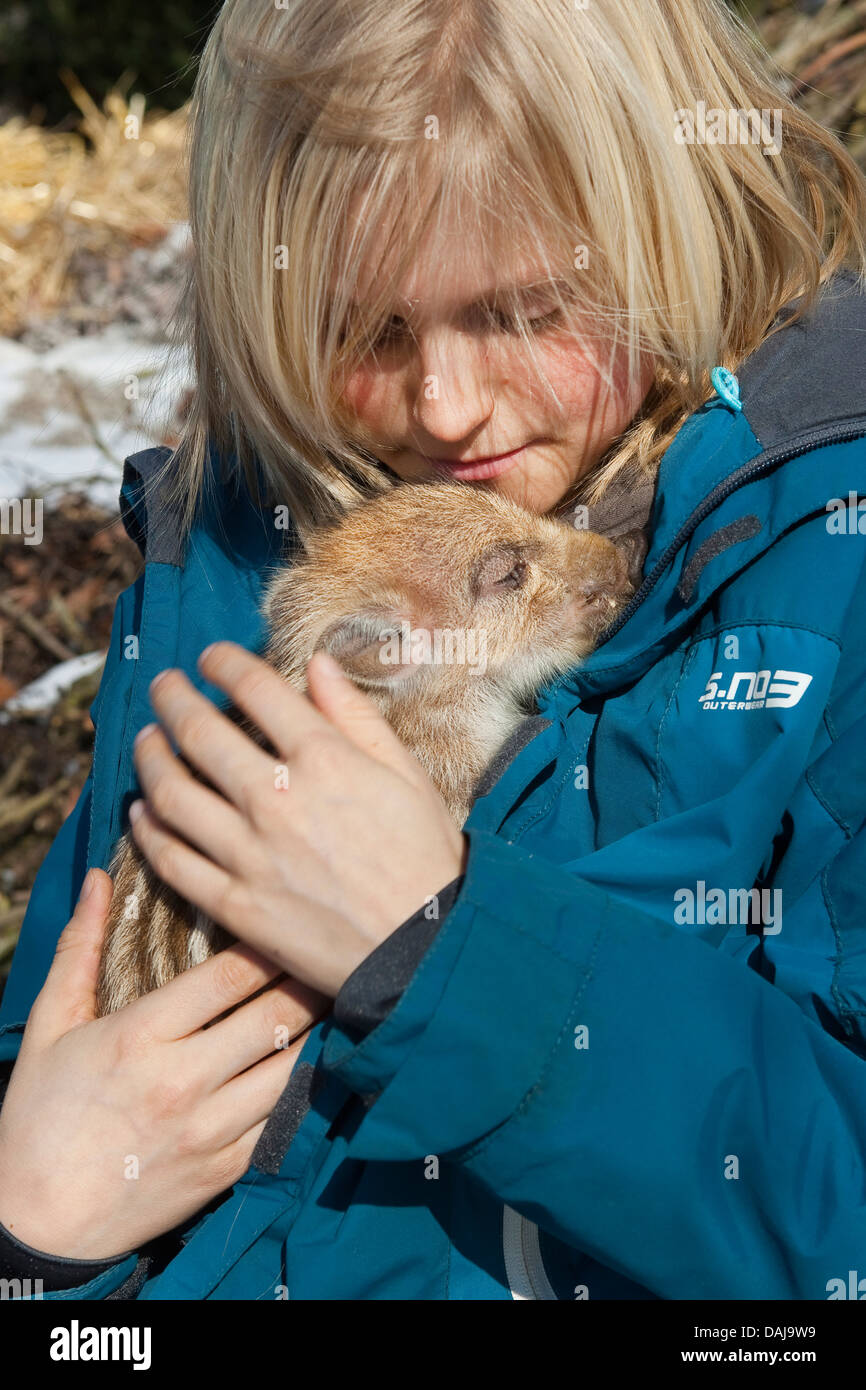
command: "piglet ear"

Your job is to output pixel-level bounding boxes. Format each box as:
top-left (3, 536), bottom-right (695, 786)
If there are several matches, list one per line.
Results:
top-left (314, 609), bottom-right (419, 689)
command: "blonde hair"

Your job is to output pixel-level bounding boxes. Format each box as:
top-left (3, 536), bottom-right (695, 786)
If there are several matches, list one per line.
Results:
top-left (164, 0), bottom-right (866, 543)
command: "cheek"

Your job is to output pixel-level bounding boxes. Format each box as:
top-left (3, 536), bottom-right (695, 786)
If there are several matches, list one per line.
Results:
top-left (340, 367), bottom-right (399, 434)
top-left (520, 338), bottom-right (651, 431)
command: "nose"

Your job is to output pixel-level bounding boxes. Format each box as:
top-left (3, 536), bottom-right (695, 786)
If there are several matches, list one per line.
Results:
top-left (410, 326), bottom-right (495, 447)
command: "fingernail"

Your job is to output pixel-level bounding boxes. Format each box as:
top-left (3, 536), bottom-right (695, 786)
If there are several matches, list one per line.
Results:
top-left (149, 669), bottom-right (172, 694)
top-left (134, 722), bottom-right (157, 746)
top-left (128, 799), bottom-right (145, 824)
top-left (79, 868), bottom-right (95, 900)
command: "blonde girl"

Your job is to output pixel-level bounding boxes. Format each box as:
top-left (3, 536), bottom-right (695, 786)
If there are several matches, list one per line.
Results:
top-left (1, 0), bottom-right (866, 1301)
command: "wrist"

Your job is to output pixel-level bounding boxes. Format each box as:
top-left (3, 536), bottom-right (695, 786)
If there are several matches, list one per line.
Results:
top-left (0, 1183), bottom-right (131, 1264)
top-left (0, 1217), bottom-right (132, 1294)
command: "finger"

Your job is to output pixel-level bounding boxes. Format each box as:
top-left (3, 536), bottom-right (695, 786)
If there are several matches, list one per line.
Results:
top-left (127, 798), bottom-right (238, 933)
top-left (29, 868), bottom-right (115, 1041)
top-left (305, 648), bottom-right (428, 782)
top-left (196, 641), bottom-right (333, 762)
top-left (204, 1034), bottom-right (313, 1149)
top-left (210, 1116), bottom-right (270, 1191)
top-left (146, 666), bottom-right (278, 816)
top-left (132, 722), bottom-right (263, 878)
top-left (192, 1116), bottom-right (271, 1202)
top-left (130, 938), bottom-right (288, 1039)
top-left (127, 800), bottom-right (350, 986)
top-left (192, 976), bottom-right (329, 1086)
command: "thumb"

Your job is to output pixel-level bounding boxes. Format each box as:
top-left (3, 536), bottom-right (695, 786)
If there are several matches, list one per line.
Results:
top-left (305, 649), bottom-right (423, 780)
top-left (30, 868), bottom-right (114, 1040)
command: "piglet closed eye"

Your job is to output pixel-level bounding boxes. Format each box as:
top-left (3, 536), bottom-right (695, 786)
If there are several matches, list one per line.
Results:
top-left (96, 480), bottom-right (635, 1014)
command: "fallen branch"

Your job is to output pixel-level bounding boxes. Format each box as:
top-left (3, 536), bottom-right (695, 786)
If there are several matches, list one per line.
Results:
top-left (793, 31), bottom-right (866, 94)
top-left (0, 593), bottom-right (77, 663)
top-left (0, 782), bottom-right (71, 837)
top-left (0, 748), bottom-right (31, 801)
top-left (56, 368), bottom-right (125, 471)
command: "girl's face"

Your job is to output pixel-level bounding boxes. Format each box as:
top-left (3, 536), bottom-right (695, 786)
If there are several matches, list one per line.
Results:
top-left (338, 232), bottom-right (655, 516)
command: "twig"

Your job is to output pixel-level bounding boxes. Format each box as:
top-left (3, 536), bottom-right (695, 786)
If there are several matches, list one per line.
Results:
top-left (0, 747), bottom-right (31, 801)
top-left (768, 0), bottom-right (866, 78)
top-left (49, 594), bottom-right (87, 651)
top-left (792, 31), bottom-right (866, 94)
top-left (0, 782), bottom-right (70, 836)
top-left (0, 594), bottom-right (77, 663)
top-left (55, 368), bottom-right (124, 471)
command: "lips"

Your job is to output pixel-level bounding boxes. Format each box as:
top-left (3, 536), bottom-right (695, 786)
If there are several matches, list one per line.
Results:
top-left (432, 445), bottom-right (524, 465)
top-left (424, 442), bottom-right (534, 482)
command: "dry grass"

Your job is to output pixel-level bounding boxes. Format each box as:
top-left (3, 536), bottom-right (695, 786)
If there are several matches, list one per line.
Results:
top-left (0, 70), bottom-right (188, 338)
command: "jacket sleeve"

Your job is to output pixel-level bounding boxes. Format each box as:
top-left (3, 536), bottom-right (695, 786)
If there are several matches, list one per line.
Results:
top-left (320, 821), bottom-right (866, 1299)
top-left (0, 1217), bottom-right (141, 1298)
top-left (318, 625), bottom-right (866, 1299)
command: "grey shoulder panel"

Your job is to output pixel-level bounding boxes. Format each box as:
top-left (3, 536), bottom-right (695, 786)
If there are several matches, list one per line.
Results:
top-left (738, 270), bottom-right (866, 449)
top-left (677, 514), bottom-right (761, 603)
top-left (120, 446), bottom-right (186, 567)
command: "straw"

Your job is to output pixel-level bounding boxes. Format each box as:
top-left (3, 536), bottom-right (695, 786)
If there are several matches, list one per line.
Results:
top-left (0, 70), bottom-right (188, 337)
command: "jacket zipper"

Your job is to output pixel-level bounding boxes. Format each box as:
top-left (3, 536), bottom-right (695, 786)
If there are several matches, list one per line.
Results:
top-left (502, 1204), bottom-right (558, 1300)
top-left (599, 419), bottom-right (866, 646)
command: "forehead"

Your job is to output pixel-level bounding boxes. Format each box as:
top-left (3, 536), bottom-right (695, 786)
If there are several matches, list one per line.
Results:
top-left (343, 189), bottom-right (559, 313)
top-left (385, 248), bottom-right (554, 315)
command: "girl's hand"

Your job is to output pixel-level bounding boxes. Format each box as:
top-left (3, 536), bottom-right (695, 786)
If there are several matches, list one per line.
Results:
top-left (0, 869), bottom-right (327, 1261)
top-left (127, 642), bottom-right (469, 997)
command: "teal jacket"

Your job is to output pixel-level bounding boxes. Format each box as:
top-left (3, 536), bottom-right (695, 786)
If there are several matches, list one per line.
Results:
top-left (2, 273), bottom-right (866, 1300)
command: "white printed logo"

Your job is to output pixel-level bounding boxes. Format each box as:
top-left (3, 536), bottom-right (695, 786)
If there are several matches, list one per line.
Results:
top-left (698, 669), bottom-right (812, 711)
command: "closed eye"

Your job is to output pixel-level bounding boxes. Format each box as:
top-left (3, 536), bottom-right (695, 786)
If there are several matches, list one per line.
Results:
top-left (472, 546), bottom-right (532, 598)
top-left (370, 315), bottom-right (413, 351)
top-left (485, 306), bottom-right (565, 336)
top-left (357, 280), bottom-right (572, 356)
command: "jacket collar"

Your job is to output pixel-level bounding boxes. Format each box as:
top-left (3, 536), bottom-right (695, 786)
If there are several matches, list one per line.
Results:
top-left (540, 401), bottom-right (866, 707)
